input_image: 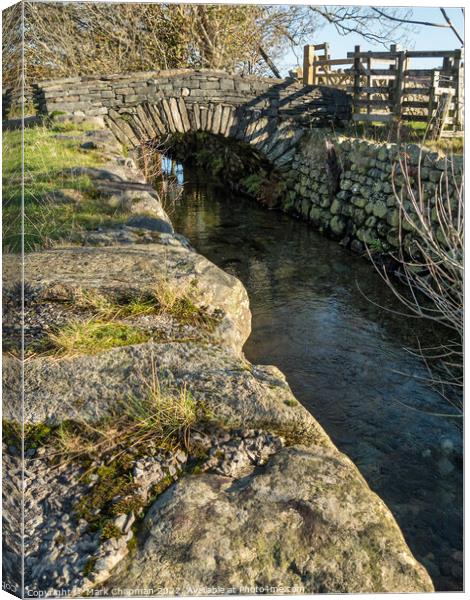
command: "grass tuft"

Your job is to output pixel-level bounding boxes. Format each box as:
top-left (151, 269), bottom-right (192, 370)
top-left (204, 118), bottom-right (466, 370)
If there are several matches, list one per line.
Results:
top-left (55, 368), bottom-right (205, 537)
top-left (126, 376), bottom-right (198, 449)
top-left (100, 522), bottom-right (123, 541)
top-left (55, 366), bottom-right (203, 466)
top-left (49, 320), bottom-right (150, 356)
top-left (60, 282), bottom-right (217, 344)
top-left (153, 279), bottom-right (217, 329)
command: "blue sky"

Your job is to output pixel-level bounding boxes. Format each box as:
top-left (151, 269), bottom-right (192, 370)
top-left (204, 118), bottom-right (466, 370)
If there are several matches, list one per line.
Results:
top-left (279, 6), bottom-right (464, 74)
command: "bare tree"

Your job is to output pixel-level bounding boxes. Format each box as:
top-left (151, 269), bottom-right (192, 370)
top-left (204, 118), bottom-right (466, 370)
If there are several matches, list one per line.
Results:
top-left (2, 2), bottom-right (321, 91)
top-left (439, 8), bottom-right (464, 45)
top-left (311, 6), bottom-right (464, 47)
top-left (2, 3), bottom-right (23, 94)
top-left (3, 3), bottom-right (464, 94)
top-left (310, 6), bottom-right (414, 45)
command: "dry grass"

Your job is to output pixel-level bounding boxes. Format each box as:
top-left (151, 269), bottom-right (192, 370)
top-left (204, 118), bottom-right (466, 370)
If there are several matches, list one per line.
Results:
top-left (56, 362), bottom-right (201, 465)
top-left (44, 278), bottom-right (217, 357)
top-left (70, 280), bottom-right (216, 328)
top-left (153, 278), bottom-right (206, 325)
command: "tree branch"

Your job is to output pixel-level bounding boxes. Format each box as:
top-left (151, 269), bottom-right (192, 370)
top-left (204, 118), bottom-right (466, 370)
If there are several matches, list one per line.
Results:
top-left (371, 7), bottom-right (451, 28)
top-left (440, 8), bottom-right (464, 45)
top-left (258, 45), bottom-right (281, 78)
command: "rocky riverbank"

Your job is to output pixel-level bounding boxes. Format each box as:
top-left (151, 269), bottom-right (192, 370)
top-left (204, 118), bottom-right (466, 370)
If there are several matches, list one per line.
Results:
top-left (2, 118), bottom-right (434, 595)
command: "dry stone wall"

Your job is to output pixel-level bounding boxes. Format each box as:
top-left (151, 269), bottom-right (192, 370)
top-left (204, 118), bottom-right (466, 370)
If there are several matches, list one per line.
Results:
top-left (280, 131), bottom-right (463, 254)
top-left (2, 85), bottom-right (35, 117)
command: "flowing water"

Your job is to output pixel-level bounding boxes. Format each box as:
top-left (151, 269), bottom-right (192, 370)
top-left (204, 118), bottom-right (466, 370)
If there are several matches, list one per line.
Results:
top-left (167, 166), bottom-right (462, 591)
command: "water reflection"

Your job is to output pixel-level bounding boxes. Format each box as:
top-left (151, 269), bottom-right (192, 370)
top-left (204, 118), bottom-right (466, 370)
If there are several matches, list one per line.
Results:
top-left (171, 177), bottom-right (463, 591)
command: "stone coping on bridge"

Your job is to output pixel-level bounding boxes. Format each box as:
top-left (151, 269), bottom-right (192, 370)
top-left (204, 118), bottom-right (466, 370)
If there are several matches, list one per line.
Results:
top-left (37, 68), bottom-right (287, 87)
top-left (32, 68), bottom-right (351, 127)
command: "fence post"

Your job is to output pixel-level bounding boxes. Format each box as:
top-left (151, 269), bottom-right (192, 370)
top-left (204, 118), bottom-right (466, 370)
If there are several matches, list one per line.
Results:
top-left (323, 42), bottom-right (330, 86)
top-left (353, 45), bottom-right (361, 117)
top-left (453, 49), bottom-right (462, 131)
top-left (428, 70), bottom-right (439, 138)
top-left (433, 92), bottom-right (452, 139)
top-left (303, 45), bottom-right (315, 86)
top-left (387, 44), bottom-right (397, 119)
top-left (393, 48), bottom-right (405, 126)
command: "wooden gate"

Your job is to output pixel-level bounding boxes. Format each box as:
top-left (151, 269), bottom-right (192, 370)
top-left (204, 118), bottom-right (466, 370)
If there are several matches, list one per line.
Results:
top-left (302, 43), bottom-right (463, 138)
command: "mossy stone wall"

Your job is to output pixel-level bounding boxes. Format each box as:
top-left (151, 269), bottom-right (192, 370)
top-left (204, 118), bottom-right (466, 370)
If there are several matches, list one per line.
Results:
top-left (277, 130), bottom-right (463, 255)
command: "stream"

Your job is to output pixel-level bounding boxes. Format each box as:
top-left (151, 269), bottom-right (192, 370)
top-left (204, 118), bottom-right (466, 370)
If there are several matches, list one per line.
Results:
top-left (165, 165), bottom-right (462, 591)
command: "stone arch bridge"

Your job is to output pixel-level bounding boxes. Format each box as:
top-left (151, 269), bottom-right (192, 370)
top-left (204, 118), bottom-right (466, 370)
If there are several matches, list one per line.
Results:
top-left (34, 69), bottom-right (351, 165)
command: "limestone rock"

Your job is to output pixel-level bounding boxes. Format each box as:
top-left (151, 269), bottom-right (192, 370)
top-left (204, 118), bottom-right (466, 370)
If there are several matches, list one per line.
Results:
top-left (108, 446), bottom-right (433, 594)
top-left (6, 342), bottom-right (328, 442)
top-left (80, 129), bottom-right (122, 155)
top-left (70, 228), bottom-right (190, 248)
top-left (6, 240), bottom-right (250, 353)
top-left (43, 188), bottom-right (86, 204)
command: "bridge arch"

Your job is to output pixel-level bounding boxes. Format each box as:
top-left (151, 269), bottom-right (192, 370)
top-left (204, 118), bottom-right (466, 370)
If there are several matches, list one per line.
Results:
top-left (35, 69), bottom-right (351, 166)
top-left (105, 99), bottom-right (310, 168)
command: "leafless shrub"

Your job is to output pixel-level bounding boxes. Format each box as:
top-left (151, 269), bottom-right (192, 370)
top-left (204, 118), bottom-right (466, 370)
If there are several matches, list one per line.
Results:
top-left (370, 149), bottom-right (463, 415)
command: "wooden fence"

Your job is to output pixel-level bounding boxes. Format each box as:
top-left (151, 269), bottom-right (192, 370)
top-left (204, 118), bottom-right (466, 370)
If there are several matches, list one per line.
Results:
top-left (302, 43), bottom-right (463, 138)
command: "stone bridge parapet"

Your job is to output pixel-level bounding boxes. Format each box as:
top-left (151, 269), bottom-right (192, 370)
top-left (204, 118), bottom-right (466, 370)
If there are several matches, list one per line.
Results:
top-left (33, 70), bottom-right (351, 163)
top-left (34, 69), bottom-right (350, 122)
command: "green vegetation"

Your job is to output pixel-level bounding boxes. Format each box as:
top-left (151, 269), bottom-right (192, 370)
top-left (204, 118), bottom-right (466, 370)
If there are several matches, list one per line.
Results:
top-left (75, 460), bottom-right (141, 532)
top-left (347, 121), bottom-right (463, 154)
top-left (243, 173), bottom-right (265, 197)
top-left (2, 420), bottom-right (23, 449)
top-left (367, 238), bottom-right (385, 254)
top-left (2, 420), bottom-right (55, 451)
top-left (2, 120), bottom-right (129, 253)
top-left (284, 398), bottom-right (298, 407)
top-left (151, 473), bottom-right (175, 496)
top-left (13, 283), bottom-right (219, 360)
top-left (153, 279), bottom-right (217, 328)
top-left (25, 422), bottom-right (54, 448)
top-left (83, 557), bottom-right (97, 578)
top-left (167, 131), bottom-right (287, 207)
top-left (126, 534), bottom-right (138, 553)
top-left (49, 320), bottom-right (151, 356)
top-left (57, 376), bottom-right (205, 539)
top-left (268, 421), bottom-right (321, 448)
top-left (55, 376), bottom-right (203, 466)
top-left (71, 288), bottom-right (161, 319)
top-left (8, 373), bottom-right (207, 544)
top-left (38, 283), bottom-right (218, 357)
top-left (168, 131), bottom-right (268, 181)
top-left (71, 284), bottom-right (218, 331)
top-left (101, 522), bottom-right (123, 540)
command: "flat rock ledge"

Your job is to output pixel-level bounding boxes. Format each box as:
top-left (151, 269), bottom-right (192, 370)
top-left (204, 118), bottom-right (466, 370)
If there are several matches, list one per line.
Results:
top-left (4, 240), bottom-right (250, 356)
top-left (5, 341), bottom-right (325, 435)
top-left (2, 119), bottom-right (433, 595)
